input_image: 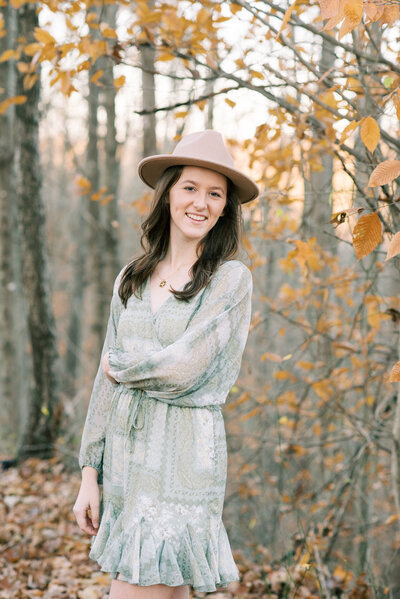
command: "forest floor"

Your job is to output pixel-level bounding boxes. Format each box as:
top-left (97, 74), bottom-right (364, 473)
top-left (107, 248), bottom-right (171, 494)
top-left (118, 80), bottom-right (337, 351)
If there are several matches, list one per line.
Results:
top-left (0, 458), bottom-right (368, 599)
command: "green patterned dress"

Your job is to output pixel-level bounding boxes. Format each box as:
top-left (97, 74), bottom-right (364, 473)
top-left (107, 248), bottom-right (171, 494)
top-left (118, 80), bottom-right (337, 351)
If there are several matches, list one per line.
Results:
top-left (78, 259), bottom-right (252, 592)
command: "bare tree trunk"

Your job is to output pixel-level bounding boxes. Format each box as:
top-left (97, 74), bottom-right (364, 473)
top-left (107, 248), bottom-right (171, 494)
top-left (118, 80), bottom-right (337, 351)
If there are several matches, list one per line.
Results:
top-left (300, 37), bottom-right (335, 253)
top-left (86, 5), bottom-right (105, 348)
top-left (101, 4), bottom-right (121, 298)
top-left (15, 3), bottom-right (61, 460)
top-left (0, 0), bottom-right (18, 450)
top-left (140, 43), bottom-right (157, 157)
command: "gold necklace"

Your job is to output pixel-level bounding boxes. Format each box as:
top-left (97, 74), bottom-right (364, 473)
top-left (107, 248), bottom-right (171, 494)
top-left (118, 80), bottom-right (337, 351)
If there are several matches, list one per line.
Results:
top-left (156, 262), bottom-right (192, 288)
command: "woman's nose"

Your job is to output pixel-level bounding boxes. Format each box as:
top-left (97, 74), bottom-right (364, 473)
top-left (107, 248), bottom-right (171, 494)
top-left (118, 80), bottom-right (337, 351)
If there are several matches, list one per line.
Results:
top-left (193, 191), bottom-right (207, 209)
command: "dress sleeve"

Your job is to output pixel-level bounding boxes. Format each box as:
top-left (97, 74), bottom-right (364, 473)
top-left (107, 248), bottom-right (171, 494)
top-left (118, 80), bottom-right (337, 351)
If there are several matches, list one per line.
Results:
top-left (107, 262), bottom-right (252, 408)
top-left (78, 270), bottom-right (123, 483)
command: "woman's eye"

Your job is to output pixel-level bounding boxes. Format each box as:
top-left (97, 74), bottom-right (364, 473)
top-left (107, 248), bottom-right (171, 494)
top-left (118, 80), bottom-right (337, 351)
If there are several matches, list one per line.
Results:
top-left (184, 186), bottom-right (195, 191)
top-left (210, 191), bottom-right (222, 198)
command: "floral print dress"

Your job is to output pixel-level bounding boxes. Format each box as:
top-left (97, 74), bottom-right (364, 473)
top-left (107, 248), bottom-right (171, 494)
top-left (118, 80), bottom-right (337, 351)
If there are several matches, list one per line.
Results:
top-left (78, 259), bottom-right (252, 592)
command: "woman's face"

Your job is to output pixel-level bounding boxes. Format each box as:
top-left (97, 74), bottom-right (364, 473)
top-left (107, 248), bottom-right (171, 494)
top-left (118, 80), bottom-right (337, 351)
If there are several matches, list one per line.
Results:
top-left (168, 166), bottom-right (227, 243)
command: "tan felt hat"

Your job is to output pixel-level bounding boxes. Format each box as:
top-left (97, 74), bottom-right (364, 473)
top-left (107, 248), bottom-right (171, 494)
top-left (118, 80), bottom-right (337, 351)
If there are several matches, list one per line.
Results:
top-left (137, 130), bottom-right (259, 204)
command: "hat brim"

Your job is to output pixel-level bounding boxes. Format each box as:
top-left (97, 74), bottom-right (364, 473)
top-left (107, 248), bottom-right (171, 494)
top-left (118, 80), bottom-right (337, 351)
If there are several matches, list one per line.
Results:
top-left (137, 155), bottom-right (259, 204)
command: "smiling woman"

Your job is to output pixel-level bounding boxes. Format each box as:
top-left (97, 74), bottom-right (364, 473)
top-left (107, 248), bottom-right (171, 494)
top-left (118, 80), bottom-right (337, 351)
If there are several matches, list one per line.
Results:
top-left (73, 130), bottom-right (259, 599)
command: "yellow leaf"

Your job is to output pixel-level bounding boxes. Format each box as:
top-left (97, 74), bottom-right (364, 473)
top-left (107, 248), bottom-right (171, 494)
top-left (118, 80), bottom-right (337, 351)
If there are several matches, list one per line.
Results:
top-left (195, 99), bottom-right (206, 111)
top-left (274, 370), bottom-right (296, 382)
top-left (113, 75), bottom-right (126, 89)
top-left (368, 160), bottom-right (400, 187)
top-left (34, 28), bottom-right (56, 45)
top-left (386, 232), bottom-right (400, 261)
top-left (352, 213), bottom-right (382, 260)
top-left (360, 116), bottom-right (380, 153)
top-left (389, 361), bottom-right (400, 382)
top-left (174, 111), bottom-right (188, 118)
top-left (225, 98), bottom-right (236, 108)
top-left (41, 405), bottom-right (49, 416)
top-left (0, 94), bottom-right (27, 114)
top-left (385, 514), bottom-right (399, 525)
top-left (0, 48), bottom-right (19, 62)
top-left (241, 407), bottom-right (261, 421)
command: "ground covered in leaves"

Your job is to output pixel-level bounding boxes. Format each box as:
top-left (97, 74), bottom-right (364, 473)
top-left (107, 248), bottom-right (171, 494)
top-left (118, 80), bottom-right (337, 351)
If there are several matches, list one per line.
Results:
top-left (0, 458), bottom-right (367, 599)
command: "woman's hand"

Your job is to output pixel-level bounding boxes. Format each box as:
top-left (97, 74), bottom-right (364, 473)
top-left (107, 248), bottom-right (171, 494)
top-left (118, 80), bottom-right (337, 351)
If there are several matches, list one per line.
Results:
top-left (102, 351), bottom-right (118, 384)
top-left (73, 466), bottom-right (101, 536)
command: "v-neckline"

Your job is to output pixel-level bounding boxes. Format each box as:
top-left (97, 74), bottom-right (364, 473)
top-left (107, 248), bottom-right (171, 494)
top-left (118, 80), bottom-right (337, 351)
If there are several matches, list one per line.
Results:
top-left (146, 275), bottom-right (188, 319)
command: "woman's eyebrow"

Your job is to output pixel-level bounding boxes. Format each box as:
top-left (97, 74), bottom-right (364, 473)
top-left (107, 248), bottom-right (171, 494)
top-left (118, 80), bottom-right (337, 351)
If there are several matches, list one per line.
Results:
top-left (180, 179), bottom-right (226, 192)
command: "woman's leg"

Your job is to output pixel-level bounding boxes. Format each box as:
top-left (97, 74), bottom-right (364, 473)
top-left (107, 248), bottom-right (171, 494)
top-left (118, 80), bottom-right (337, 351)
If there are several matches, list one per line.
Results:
top-left (170, 584), bottom-right (191, 599)
top-left (109, 579), bottom-right (176, 599)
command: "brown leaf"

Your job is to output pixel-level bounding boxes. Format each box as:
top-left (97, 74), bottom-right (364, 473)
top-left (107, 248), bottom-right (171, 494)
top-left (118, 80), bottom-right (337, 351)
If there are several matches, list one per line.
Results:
top-left (318, 0), bottom-right (340, 20)
top-left (368, 160), bottom-right (400, 186)
top-left (352, 213), bottom-right (382, 260)
top-left (385, 231), bottom-right (400, 261)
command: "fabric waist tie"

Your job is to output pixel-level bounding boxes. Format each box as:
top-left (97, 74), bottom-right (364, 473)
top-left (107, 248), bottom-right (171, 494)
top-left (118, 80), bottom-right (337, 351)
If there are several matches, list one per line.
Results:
top-left (125, 388), bottom-right (145, 432)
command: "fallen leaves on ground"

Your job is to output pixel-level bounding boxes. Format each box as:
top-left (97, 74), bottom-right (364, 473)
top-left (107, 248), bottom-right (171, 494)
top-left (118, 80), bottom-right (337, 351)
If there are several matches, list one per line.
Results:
top-left (0, 457), bottom-right (366, 599)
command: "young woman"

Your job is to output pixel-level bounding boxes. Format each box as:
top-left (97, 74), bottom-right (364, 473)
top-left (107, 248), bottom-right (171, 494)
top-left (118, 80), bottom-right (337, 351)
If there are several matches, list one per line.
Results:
top-left (73, 130), bottom-right (259, 599)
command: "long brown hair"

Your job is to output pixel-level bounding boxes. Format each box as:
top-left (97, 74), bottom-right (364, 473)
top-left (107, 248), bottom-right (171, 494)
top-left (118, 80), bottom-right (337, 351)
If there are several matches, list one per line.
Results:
top-left (118, 165), bottom-right (243, 308)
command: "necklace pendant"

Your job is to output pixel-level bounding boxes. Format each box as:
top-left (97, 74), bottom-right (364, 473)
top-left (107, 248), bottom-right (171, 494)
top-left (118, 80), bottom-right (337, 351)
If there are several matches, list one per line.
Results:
top-left (159, 280), bottom-right (167, 287)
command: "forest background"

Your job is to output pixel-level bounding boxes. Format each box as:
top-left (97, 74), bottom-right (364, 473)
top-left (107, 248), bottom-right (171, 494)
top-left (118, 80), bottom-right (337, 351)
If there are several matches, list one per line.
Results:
top-left (1, 0), bottom-right (400, 597)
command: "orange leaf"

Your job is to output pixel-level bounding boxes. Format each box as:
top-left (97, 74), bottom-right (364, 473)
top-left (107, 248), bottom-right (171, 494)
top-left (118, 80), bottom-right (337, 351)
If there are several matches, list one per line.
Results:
top-left (360, 116), bottom-right (380, 153)
top-left (368, 160), bottom-right (400, 186)
top-left (76, 176), bottom-right (91, 194)
top-left (240, 407), bottom-right (261, 421)
top-left (389, 361), bottom-right (400, 382)
top-left (385, 514), bottom-right (399, 525)
top-left (318, 0), bottom-right (340, 20)
top-left (393, 94), bottom-right (400, 121)
top-left (339, 119), bottom-right (360, 145)
top-left (275, 0), bottom-right (297, 40)
top-left (225, 98), bottom-right (236, 108)
top-left (352, 213), bottom-right (382, 260)
top-left (338, 0), bottom-right (362, 39)
top-left (250, 70), bottom-right (264, 80)
top-left (261, 352), bottom-right (282, 363)
top-left (385, 231), bottom-right (400, 261)
top-left (34, 28), bottom-right (56, 45)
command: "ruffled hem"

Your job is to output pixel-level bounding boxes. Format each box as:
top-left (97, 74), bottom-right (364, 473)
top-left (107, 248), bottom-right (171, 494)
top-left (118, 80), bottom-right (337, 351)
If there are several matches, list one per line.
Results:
top-left (88, 501), bottom-right (240, 592)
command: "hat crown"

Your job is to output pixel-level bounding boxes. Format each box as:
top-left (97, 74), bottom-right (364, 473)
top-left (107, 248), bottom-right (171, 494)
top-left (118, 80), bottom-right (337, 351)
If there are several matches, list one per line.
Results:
top-left (172, 130), bottom-right (234, 168)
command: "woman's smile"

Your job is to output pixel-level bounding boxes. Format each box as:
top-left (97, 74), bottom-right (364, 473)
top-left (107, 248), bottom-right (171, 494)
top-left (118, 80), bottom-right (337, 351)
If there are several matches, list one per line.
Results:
top-left (185, 212), bottom-right (208, 223)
